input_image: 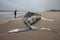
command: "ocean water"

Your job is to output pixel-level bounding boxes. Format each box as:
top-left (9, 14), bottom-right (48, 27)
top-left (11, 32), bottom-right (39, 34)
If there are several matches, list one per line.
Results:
top-left (0, 12), bottom-right (26, 24)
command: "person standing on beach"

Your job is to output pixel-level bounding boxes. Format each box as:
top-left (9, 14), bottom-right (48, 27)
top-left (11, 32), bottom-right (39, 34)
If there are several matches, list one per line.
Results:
top-left (14, 10), bottom-right (17, 18)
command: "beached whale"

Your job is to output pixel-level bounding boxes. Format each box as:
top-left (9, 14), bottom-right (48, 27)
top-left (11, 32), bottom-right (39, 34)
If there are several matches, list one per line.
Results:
top-left (8, 12), bottom-right (54, 34)
top-left (8, 12), bottom-right (41, 33)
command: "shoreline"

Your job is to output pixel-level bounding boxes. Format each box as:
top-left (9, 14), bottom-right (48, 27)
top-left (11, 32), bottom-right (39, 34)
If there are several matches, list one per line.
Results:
top-left (0, 12), bottom-right (25, 24)
top-left (0, 11), bottom-right (60, 40)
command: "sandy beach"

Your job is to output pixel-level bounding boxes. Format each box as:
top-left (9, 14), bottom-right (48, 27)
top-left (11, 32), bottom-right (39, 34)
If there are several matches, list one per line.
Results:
top-left (0, 11), bottom-right (60, 40)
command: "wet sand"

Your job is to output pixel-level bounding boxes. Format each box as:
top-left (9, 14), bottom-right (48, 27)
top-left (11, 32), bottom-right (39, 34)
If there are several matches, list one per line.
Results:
top-left (0, 11), bottom-right (60, 40)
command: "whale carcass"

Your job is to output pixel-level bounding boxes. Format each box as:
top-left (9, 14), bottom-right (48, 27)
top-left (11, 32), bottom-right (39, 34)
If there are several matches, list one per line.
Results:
top-left (8, 12), bottom-right (55, 34)
top-left (8, 12), bottom-right (41, 33)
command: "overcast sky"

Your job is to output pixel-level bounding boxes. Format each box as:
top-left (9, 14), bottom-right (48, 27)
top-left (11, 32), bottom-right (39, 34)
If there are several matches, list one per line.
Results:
top-left (0, 0), bottom-right (60, 11)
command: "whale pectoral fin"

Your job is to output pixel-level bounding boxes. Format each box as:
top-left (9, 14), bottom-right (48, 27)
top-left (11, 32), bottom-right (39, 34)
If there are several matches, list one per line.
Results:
top-left (8, 28), bottom-right (30, 34)
top-left (41, 17), bottom-right (54, 21)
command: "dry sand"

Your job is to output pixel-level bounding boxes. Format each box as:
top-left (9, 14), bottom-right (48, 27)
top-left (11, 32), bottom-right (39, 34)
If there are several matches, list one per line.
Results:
top-left (0, 11), bottom-right (60, 40)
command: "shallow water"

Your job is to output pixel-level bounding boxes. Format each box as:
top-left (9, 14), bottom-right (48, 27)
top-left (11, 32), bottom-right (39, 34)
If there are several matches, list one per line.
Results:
top-left (0, 12), bottom-right (26, 24)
